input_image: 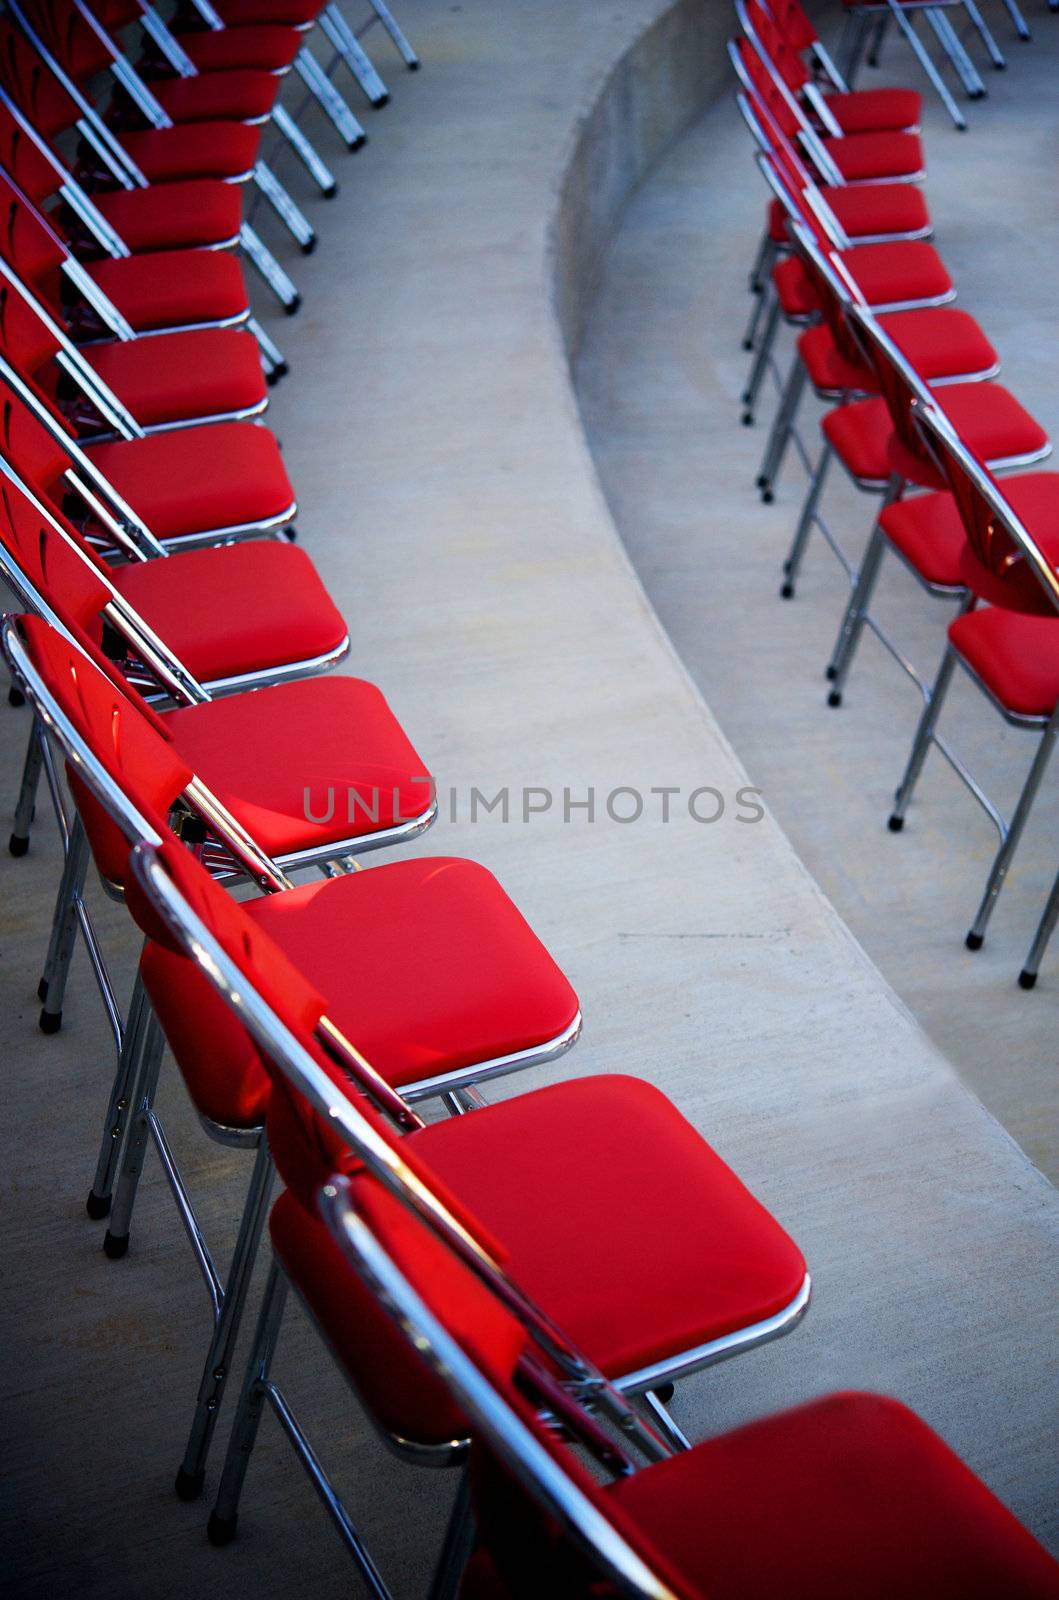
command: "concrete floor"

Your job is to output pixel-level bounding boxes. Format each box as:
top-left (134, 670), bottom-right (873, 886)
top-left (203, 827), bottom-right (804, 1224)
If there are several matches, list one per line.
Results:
top-left (577, 26), bottom-right (1059, 1181)
top-left (1, 4), bottom-right (1058, 1598)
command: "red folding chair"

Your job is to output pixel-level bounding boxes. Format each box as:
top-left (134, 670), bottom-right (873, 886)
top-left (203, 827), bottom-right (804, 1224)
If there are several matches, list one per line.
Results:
top-left (765, 0), bottom-right (924, 130)
top-left (885, 401), bottom-right (1059, 965)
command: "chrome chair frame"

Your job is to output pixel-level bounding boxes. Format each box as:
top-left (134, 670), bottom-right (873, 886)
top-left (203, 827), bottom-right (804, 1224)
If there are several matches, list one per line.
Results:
top-left (885, 400), bottom-right (1059, 960)
top-left (836, 0), bottom-right (986, 129)
top-left (127, 840), bottom-right (808, 1589)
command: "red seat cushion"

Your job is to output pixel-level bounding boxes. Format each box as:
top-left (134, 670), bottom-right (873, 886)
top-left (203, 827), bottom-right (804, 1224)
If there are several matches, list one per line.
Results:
top-left (214, 0), bottom-right (322, 23)
top-left (800, 309), bottom-right (996, 398)
top-left (881, 474), bottom-right (1059, 592)
top-left (767, 183), bottom-right (930, 246)
top-left (85, 327), bottom-right (266, 427)
top-left (823, 385), bottom-right (1049, 488)
top-left (823, 129), bottom-right (925, 182)
top-left (267, 1074), bottom-right (805, 1443)
top-left (775, 242), bottom-right (951, 320)
top-left (110, 540), bottom-right (346, 685)
top-left (94, 182), bottom-right (243, 252)
top-left (604, 1392), bottom-right (1059, 1600)
top-left (87, 420), bottom-right (294, 542)
top-left (824, 86), bottom-right (922, 134)
top-left (152, 67), bottom-right (280, 123)
top-left (949, 609), bottom-right (1059, 718)
top-left (824, 179), bottom-right (930, 240)
top-left (118, 120), bottom-right (261, 183)
top-left (85, 249), bottom-right (249, 332)
top-left (141, 856), bottom-right (580, 1126)
top-left (161, 672), bottom-right (434, 860)
top-left (175, 24), bottom-right (303, 72)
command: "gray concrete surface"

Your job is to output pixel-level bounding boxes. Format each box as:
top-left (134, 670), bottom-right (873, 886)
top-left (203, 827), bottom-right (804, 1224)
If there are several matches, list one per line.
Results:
top-left (576, 17), bottom-right (1059, 1181)
top-left (1, 4), bottom-right (1057, 1598)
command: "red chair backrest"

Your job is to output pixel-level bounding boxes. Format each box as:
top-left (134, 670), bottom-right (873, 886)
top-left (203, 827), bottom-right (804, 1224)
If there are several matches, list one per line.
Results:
top-left (735, 37), bottom-right (803, 141)
top-left (16, 612), bottom-right (191, 879)
top-left (746, 0), bottom-right (810, 91)
top-left (915, 413), bottom-right (1059, 616)
top-left (0, 276), bottom-right (61, 393)
top-left (767, 0), bottom-right (818, 51)
top-left (0, 375), bottom-right (77, 500)
top-left (0, 173), bottom-right (65, 298)
top-left (16, 0), bottom-right (113, 87)
top-left (0, 20), bottom-right (82, 140)
top-left (0, 106), bottom-right (62, 204)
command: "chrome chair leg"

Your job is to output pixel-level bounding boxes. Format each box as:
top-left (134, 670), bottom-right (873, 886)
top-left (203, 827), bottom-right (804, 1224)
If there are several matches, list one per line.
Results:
top-left (239, 223), bottom-right (301, 314)
top-left (8, 716), bottom-right (43, 857)
top-left (890, 4), bottom-right (969, 126)
top-left (293, 47), bottom-right (367, 150)
top-left (86, 970), bottom-right (151, 1220)
top-left (208, 1258), bottom-right (291, 1546)
top-left (103, 1011), bottom-right (166, 1259)
top-left (888, 642), bottom-right (960, 830)
top-left (365, 0), bottom-right (420, 68)
top-left (741, 294), bottom-right (781, 425)
top-left (38, 811), bottom-right (91, 1033)
top-left (757, 357), bottom-right (807, 502)
top-left (639, 1387), bottom-right (692, 1451)
top-left (252, 162), bottom-right (317, 255)
top-left (175, 1138), bottom-right (276, 1502)
top-left (926, 7), bottom-right (988, 95)
top-left (838, 9), bottom-right (870, 82)
top-left (271, 103), bottom-right (337, 198)
top-left (1020, 869), bottom-right (1059, 990)
top-left (781, 440), bottom-right (833, 598)
top-left (320, 3), bottom-right (390, 106)
top-left (965, 706), bottom-right (1057, 950)
top-left (961, 0), bottom-right (1008, 65)
top-left (746, 230), bottom-right (776, 301)
top-left (825, 477), bottom-right (904, 706)
top-left (742, 243), bottom-right (778, 352)
top-left (866, 12), bottom-right (890, 65)
top-left (998, 0), bottom-right (1032, 38)
top-left (427, 1474), bottom-right (475, 1600)
top-left (246, 316), bottom-right (289, 384)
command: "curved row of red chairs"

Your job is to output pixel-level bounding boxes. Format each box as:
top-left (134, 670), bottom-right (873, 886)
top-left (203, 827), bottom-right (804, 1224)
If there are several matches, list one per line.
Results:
top-left (732, 0), bottom-right (1058, 991)
top-left (1, 3), bottom-right (1057, 1597)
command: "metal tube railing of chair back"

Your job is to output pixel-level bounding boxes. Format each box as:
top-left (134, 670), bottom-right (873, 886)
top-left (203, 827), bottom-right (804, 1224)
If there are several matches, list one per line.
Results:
top-left (845, 298), bottom-right (936, 458)
top-left (913, 400), bottom-right (1059, 616)
top-left (0, 165), bottom-right (135, 335)
top-left (69, 0), bottom-right (174, 127)
top-left (735, 0), bottom-right (844, 186)
top-left (128, 839), bottom-right (674, 1461)
top-left (320, 1180), bottom-right (680, 1600)
top-left (0, 85), bottom-right (131, 256)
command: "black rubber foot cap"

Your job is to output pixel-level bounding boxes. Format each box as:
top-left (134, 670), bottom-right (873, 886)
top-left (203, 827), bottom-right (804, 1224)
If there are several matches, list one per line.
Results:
top-left (827, 689), bottom-right (842, 708)
top-left (39, 1007), bottom-right (62, 1034)
top-left (965, 930), bottom-right (984, 951)
top-left (371, 93), bottom-right (390, 109)
top-left (349, 133), bottom-right (367, 151)
top-left (741, 413), bottom-right (753, 427)
top-left (407, 59), bottom-right (421, 71)
top-left (175, 1466), bottom-right (206, 1502)
top-left (322, 182), bottom-right (338, 199)
top-left (103, 1229), bottom-right (129, 1259)
top-left (780, 581), bottom-right (794, 599)
top-left (970, 87), bottom-right (987, 99)
top-left (742, 337), bottom-right (754, 351)
top-left (283, 295), bottom-right (302, 318)
top-left (9, 832), bottom-right (29, 857)
top-left (1018, 969), bottom-right (1037, 990)
top-left (208, 1511), bottom-right (238, 1547)
top-left (86, 1189), bottom-right (111, 1220)
top-left (825, 664), bottom-right (837, 681)
top-left (761, 489), bottom-right (774, 504)
top-left (993, 60), bottom-right (1007, 68)
top-left (300, 237), bottom-right (317, 256)
top-left (887, 815), bottom-right (904, 833)
top-left (8, 685), bottom-right (25, 707)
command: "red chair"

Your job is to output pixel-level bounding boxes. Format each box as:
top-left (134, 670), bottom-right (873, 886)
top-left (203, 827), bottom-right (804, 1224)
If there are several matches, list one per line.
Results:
top-left (822, 300), bottom-right (1053, 705)
top-left (765, 0), bottom-right (924, 130)
top-left (115, 834), bottom-right (809, 1568)
top-left (0, 251), bottom-right (270, 434)
top-left (886, 401), bottom-right (1059, 964)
